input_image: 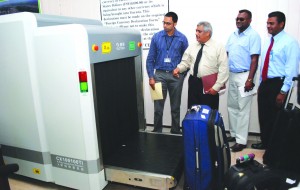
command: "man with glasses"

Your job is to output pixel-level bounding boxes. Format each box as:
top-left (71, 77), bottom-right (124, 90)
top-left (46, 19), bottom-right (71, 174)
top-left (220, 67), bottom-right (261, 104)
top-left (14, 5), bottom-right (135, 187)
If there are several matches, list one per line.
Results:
top-left (173, 21), bottom-right (228, 110)
top-left (146, 12), bottom-right (188, 134)
top-left (226, 9), bottom-right (261, 152)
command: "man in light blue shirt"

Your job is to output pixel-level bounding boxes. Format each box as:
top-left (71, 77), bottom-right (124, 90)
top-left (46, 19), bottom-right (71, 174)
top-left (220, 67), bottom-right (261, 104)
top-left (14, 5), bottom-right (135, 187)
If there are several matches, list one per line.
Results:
top-left (252, 11), bottom-right (300, 150)
top-left (226, 9), bottom-right (261, 152)
top-left (146, 12), bottom-right (188, 134)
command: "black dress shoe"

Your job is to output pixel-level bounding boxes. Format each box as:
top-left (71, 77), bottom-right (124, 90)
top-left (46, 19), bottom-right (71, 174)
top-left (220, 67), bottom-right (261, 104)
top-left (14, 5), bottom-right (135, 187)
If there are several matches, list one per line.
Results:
top-left (170, 129), bottom-right (182, 135)
top-left (251, 142), bottom-right (265, 150)
top-left (227, 136), bottom-right (236, 142)
top-left (152, 128), bottom-right (162, 133)
top-left (230, 143), bottom-right (246, 152)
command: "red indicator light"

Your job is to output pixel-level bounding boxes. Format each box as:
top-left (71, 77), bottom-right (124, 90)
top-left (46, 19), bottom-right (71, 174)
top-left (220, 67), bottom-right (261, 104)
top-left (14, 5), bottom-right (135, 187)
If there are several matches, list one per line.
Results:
top-left (137, 42), bottom-right (142, 47)
top-left (92, 44), bottom-right (99, 52)
top-left (78, 71), bottom-right (87, 82)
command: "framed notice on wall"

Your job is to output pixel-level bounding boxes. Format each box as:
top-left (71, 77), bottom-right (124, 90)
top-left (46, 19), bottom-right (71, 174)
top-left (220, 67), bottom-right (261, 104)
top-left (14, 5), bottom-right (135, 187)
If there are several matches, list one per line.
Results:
top-left (0, 0), bottom-right (41, 15)
top-left (100, 0), bottom-right (169, 50)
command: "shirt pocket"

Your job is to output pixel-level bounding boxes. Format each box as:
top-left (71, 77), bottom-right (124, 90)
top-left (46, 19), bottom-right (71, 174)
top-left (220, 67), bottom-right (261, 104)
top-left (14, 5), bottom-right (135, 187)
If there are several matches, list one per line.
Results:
top-left (238, 38), bottom-right (250, 50)
top-left (203, 51), bottom-right (218, 68)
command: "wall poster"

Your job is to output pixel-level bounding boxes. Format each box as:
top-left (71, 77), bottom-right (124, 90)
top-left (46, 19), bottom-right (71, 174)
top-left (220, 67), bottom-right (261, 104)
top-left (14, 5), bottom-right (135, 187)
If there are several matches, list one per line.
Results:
top-left (100, 0), bottom-right (169, 49)
top-left (0, 0), bottom-right (40, 15)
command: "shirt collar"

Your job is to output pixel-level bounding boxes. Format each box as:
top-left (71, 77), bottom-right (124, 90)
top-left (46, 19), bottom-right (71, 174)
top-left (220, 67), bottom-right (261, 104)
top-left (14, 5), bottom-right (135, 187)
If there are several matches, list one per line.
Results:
top-left (234, 25), bottom-right (252, 36)
top-left (273, 30), bottom-right (285, 41)
top-left (163, 28), bottom-right (178, 37)
top-left (199, 38), bottom-right (212, 47)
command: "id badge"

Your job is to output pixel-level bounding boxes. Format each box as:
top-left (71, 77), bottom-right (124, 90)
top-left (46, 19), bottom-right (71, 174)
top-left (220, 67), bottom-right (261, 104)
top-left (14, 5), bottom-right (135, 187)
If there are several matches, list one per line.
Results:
top-left (270, 51), bottom-right (273, 61)
top-left (164, 58), bottom-right (171, 63)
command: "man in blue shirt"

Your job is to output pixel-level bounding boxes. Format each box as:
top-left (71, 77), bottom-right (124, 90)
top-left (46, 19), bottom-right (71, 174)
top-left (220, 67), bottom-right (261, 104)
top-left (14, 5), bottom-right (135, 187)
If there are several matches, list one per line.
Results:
top-left (226, 9), bottom-right (261, 152)
top-left (146, 12), bottom-right (188, 134)
top-left (252, 11), bottom-right (300, 150)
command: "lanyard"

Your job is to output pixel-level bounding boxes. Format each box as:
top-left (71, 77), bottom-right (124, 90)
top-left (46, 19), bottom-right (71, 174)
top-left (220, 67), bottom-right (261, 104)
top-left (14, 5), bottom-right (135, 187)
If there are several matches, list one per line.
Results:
top-left (165, 36), bottom-right (175, 56)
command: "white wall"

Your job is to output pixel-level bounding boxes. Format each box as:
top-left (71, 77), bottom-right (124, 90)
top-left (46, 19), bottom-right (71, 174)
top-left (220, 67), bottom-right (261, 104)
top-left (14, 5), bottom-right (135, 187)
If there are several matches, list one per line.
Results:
top-left (40, 0), bottom-right (100, 19)
top-left (40, 0), bottom-right (300, 133)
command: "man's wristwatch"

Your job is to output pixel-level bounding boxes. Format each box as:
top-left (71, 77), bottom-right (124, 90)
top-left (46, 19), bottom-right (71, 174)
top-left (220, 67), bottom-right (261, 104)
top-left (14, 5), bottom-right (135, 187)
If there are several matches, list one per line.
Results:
top-left (247, 78), bottom-right (253, 82)
top-left (280, 90), bottom-right (287, 95)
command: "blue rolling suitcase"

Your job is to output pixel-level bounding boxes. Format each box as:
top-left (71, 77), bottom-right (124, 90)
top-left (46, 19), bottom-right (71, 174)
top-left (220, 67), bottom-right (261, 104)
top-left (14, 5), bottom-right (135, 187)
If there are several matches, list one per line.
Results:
top-left (182, 105), bottom-right (231, 190)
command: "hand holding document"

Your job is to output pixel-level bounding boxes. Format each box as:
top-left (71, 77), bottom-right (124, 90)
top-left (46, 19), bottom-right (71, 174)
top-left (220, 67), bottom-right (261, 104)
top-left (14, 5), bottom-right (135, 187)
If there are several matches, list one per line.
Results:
top-left (202, 73), bottom-right (226, 94)
top-left (150, 82), bottom-right (163, 100)
top-left (239, 86), bottom-right (257, 97)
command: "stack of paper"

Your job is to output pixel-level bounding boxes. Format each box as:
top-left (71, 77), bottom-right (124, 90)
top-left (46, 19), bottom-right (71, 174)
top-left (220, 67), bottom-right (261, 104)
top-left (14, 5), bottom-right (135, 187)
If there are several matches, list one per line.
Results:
top-left (238, 86), bottom-right (257, 97)
top-left (149, 82), bottom-right (163, 100)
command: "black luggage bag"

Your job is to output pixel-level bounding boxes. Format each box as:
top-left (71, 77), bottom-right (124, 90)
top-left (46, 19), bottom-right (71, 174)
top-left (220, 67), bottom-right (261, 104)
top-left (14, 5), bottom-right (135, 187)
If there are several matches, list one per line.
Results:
top-left (224, 154), bottom-right (299, 190)
top-left (263, 77), bottom-right (300, 174)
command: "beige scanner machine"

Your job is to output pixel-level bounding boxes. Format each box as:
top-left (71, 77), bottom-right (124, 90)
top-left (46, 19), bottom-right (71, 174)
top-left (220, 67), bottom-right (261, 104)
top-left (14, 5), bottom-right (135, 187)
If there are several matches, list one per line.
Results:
top-left (0, 12), bottom-right (183, 190)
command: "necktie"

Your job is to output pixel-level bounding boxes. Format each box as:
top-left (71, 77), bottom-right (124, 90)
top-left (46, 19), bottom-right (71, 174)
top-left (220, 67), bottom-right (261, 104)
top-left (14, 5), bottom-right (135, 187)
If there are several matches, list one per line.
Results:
top-left (193, 44), bottom-right (204, 77)
top-left (262, 37), bottom-right (274, 81)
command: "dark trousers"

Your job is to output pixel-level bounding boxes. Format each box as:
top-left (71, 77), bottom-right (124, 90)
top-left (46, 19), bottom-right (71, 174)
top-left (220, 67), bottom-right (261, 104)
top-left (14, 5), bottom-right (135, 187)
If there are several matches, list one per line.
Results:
top-left (188, 75), bottom-right (219, 110)
top-left (257, 78), bottom-right (284, 149)
top-left (154, 70), bottom-right (184, 131)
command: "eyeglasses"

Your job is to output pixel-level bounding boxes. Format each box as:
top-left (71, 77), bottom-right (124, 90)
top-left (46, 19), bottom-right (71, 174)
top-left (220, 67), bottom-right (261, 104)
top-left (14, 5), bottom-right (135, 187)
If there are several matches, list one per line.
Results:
top-left (236, 17), bottom-right (245, 22)
top-left (162, 21), bottom-right (173, 25)
top-left (196, 29), bottom-right (204, 33)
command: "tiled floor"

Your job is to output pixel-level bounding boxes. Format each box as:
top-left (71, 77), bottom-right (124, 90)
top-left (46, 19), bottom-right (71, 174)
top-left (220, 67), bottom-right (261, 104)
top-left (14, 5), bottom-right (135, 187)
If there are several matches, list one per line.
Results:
top-left (8, 128), bottom-right (266, 190)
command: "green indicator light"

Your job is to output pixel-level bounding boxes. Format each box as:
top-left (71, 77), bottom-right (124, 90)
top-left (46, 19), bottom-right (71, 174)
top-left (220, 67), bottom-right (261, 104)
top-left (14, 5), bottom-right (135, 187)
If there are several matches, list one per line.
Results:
top-left (80, 82), bottom-right (88, 92)
top-left (129, 41), bottom-right (136, 51)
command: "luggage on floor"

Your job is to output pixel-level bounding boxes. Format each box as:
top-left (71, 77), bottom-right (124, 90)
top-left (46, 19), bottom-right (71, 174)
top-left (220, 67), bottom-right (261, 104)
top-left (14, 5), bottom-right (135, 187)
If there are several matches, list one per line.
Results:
top-left (298, 75), bottom-right (300, 104)
top-left (224, 153), bottom-right (299, 190)
top-left (263, 77), bottom-right (300, 174)
top-left (182, 105), bottom-right (230, 190)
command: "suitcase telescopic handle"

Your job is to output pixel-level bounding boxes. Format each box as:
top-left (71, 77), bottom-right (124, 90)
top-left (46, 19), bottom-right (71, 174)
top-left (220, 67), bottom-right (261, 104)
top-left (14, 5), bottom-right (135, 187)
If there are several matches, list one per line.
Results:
top-left (190, 105), bottom-right (201, 112)
top-left (297, 75), bottom-right (300, 104)
top-left (284, 77), bottom-right (298, 109)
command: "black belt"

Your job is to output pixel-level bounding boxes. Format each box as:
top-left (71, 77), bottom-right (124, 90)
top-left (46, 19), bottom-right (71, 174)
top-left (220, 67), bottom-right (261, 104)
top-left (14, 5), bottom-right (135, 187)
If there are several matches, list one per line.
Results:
top-left (156, 69), bottom-right (172, 73)
top-left (230, 70), bottom-right (249, 73)
top-left (264, 77), bottom-right (285, 81)
top-left (190, 75), bottom-right (202, 80)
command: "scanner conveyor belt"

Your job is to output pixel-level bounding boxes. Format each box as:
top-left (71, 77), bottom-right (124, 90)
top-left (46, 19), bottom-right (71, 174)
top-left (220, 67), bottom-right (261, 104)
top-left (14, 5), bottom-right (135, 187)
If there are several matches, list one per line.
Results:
top-left (104, 132), bottom-right (183, 189)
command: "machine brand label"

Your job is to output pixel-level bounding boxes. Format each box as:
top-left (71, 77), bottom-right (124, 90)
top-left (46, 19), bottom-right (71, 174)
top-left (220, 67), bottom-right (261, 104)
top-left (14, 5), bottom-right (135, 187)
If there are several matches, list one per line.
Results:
top-left (51, 154), bottom-right (101, 174)
top-left (51, 155), bottom-right (86, 173)
top-left (116, 42), bottom-right (125, 51)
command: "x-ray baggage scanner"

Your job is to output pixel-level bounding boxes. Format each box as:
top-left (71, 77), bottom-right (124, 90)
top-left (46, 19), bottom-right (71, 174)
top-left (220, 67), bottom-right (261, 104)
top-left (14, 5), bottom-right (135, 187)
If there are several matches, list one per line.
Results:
top-left (0, 12), bottom-right (183, 190)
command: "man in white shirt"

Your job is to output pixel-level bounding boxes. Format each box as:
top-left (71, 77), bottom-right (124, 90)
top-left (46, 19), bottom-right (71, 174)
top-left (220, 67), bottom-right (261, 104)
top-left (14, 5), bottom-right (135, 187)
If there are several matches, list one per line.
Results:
top-left (173, 21), bottom-right (228, 109)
